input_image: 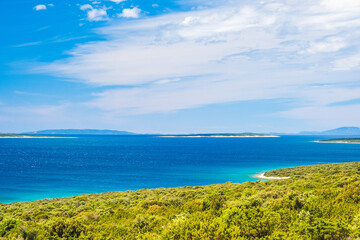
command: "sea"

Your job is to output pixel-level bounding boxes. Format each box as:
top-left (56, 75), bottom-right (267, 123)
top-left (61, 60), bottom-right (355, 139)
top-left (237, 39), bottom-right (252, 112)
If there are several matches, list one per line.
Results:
top-left (0, 135), bottom-right (359, 203)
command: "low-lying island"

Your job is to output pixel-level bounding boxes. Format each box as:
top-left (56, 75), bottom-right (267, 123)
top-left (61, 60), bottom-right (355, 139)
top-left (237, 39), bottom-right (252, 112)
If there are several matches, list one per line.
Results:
top-left (159, 133), bottom-right (279, 138)
top-left (0, 134), bottom-right (73, 139)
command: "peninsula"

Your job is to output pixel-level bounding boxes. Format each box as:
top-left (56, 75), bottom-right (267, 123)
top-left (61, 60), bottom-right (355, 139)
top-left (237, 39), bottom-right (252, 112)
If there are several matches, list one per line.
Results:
top-left (315, 138), bottom-right (360, 143)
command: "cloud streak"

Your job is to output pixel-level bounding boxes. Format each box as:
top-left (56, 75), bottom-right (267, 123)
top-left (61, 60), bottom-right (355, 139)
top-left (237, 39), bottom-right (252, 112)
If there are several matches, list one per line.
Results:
top-left (33, 0), bottom-right (360, 121)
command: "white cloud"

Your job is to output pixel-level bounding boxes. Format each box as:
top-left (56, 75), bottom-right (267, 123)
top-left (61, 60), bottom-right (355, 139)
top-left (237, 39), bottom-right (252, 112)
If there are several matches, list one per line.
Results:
top-left (118, 7), bottom-right (141, 18)
top-left (48, 3), bottom-right (54, 7)
top-left (34, 4), bottom-right (47, 11)
top-left (317, 0), bottom-right (360, 13)
top-left (34, 0), bottom-right (360, 117)
top-left (181, 16), bottom-right (199, 26)
top-left (333, 54), bottom-right (360, 71)
top-left (88, 75), bottom-right (295, 114)
top-left (80, 4), bottom-right (93, 11)
top-left (80, 4), bottom-right (109, 21)
top-left (303, 37), bottom-right (347, 54)
top-left (87, 8), bottom-right (108, 21)
top-left (109, 0), bottom-right (126, 3)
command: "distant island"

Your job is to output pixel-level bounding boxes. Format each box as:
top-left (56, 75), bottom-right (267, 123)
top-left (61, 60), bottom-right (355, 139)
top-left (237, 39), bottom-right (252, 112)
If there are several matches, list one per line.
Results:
top-left (159, 133), bottom-right (279, 138)
top-left (23, 129), bottom-right (136, 135)
top-left (298, 126), bottom-right (360, 136)
top-left (13, 127), bottom-right (360, 137)
top-left (4, 130), bottom-right (279, 137)
top-left (0, 134), bottom-right (72, 139)
top-left (315, 138), bottom-right (360, 144)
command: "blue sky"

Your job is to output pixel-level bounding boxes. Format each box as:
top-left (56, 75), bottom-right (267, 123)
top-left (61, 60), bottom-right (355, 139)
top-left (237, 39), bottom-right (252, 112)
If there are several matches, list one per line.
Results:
top-left (1, 0), bottom-right (360, 133)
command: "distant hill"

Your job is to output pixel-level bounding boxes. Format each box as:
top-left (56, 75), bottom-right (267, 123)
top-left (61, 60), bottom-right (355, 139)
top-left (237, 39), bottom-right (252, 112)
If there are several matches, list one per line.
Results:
top-left (298, 127), bottom-right (360, 135)
top-left (23, 129), bottom-right (136, 135)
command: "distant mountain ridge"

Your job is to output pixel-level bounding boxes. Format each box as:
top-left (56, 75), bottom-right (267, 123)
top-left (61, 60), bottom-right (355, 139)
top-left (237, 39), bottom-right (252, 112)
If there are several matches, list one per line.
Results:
top-left (298, 127), bottom-right (360, 135)
top-left (23, 129), bottom-right (136, 135)
top-left (21, 127), bottom-right (360, 136)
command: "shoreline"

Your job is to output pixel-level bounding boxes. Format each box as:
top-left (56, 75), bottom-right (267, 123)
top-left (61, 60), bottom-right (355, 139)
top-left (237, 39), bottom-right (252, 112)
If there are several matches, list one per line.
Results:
top-left (3, 170), bottom-right (291, 204)
top-left (0, 136), bottom-right (76, 139)
top-left (254, 172), bottom-right (290, 180)
top-left (314, 140), bottom-right (360, 144)
top-left (2, 169), bottom-right (292, 204)
top-left (1, 161), bottom-right (359, 239)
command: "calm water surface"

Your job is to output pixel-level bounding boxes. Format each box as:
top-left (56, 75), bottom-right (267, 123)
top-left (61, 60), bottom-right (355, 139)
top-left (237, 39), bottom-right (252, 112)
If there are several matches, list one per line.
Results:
top-left (0, 135), bottom-right (359, 203)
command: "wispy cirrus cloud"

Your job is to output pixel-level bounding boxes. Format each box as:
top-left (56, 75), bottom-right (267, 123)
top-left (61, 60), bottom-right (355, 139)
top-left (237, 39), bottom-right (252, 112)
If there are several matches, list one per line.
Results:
top-left (333, 54), bottom-right (360, 71)
top-left (33, 0), bottom-right (360, 123)
top-left (13, 41), bottom-right (43, 47)
top-left (281, 104), bottom-right (360, 127)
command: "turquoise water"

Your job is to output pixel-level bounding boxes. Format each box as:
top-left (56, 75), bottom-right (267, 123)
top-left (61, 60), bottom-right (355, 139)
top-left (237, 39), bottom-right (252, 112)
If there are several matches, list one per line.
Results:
top-left (0, 135), bottom-right (359, 203)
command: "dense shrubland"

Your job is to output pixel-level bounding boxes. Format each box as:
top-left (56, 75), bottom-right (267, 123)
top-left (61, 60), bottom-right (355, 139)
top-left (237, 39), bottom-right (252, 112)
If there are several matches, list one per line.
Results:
top-left (1, 161), bottom-right (360, 239)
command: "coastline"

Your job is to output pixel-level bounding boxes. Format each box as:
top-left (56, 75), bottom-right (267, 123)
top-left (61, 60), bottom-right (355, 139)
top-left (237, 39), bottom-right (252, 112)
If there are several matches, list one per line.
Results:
top-left (314, 140), bottom-right (360, 144)
top-left (0, 136), bottom-right (76, 139)
top-left (254, 172), bottom-right (290, 180)
top-left (1, 161), bottom-right (359, 239)
top-left (3, 170), bottom-right (292, 203)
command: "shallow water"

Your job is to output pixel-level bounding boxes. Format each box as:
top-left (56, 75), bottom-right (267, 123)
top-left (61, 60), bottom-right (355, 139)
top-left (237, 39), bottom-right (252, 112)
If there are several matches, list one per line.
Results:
top-left (0, 135), bottom-right (359, 203)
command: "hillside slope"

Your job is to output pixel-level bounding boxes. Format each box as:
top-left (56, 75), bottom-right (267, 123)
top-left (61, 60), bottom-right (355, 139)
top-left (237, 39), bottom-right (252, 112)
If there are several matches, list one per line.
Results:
top-left (1, 162), bottom-right (360, 239)
top-left (299, 127), bottom-right (360, 135)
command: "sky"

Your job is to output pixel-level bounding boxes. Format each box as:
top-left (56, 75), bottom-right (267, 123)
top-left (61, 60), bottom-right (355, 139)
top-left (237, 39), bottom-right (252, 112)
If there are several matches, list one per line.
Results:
top-left (1, 0), bottom-right (360, 134)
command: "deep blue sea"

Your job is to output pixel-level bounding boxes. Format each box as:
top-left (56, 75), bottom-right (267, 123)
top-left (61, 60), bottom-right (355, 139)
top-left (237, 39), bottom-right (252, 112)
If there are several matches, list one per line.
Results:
top-left (1, 135), bottom-right (360, 203)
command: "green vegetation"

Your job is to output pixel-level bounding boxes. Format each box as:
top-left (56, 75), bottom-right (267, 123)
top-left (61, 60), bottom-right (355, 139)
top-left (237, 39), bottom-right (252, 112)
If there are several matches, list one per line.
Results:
top-left (2, 162), bottom-right (360, 239)
top-left (316, 138), bottom-right (360, 143)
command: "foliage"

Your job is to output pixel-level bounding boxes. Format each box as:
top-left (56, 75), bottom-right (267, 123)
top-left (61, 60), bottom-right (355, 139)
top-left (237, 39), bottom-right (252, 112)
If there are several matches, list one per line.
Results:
top-left (1, 162), bottom-right (360, 239)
